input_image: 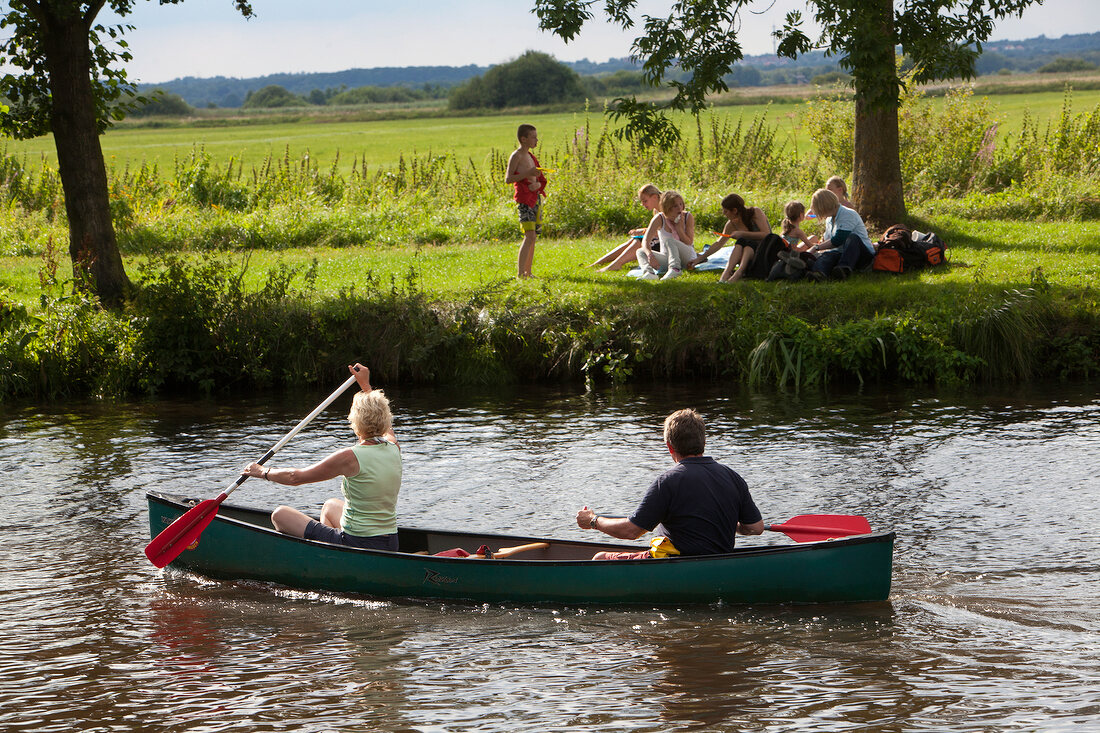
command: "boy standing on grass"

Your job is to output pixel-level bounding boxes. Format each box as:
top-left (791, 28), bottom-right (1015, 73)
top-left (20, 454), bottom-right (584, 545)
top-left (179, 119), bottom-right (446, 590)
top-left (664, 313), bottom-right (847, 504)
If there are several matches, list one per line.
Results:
top-left (505, 124), bottom-right (547, 278)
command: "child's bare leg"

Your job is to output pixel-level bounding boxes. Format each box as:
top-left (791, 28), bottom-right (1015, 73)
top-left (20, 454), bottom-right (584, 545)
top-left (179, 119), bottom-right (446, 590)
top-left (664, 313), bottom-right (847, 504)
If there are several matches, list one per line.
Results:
top-left (719, 245), bottom-right (743, 282)
top-left (588, 240), bottom-right (630, 268)
top-left (600, 241), bottom-right (643, 271)
top-left (725, 247), bottom-right (754, 282)
top-left (518, 231), bottom-right (537, 278)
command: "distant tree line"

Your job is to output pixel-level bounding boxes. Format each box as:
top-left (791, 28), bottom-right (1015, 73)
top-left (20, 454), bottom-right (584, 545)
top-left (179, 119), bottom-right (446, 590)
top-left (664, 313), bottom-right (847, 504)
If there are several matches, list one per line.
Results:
top-left (128, 31), bottom-right (1100, 115)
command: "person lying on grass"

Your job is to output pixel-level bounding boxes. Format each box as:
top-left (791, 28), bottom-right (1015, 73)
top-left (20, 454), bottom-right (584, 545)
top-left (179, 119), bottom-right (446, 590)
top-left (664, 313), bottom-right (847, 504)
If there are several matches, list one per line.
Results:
top-left (241, 363), bottom-right (402, 551)
top-left (576, 408), bottom-right (764, 560)
top-left (588, 183), bottom-right (663, 272)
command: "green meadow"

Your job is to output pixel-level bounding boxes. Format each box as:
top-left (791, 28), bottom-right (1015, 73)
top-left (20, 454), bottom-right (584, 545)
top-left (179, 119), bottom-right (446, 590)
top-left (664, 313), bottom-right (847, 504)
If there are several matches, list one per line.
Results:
top-left (5, 86), bottom-right (1099, 174)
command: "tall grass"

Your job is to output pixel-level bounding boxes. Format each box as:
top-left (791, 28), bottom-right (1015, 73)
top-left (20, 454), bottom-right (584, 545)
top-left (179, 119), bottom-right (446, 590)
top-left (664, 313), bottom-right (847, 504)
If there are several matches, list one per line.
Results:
top-left (3, 89), bottom-right (1099, 262)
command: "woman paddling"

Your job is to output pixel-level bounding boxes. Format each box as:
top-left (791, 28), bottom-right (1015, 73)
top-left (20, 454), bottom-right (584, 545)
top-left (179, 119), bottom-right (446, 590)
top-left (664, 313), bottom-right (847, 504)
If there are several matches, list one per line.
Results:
top-left (241, 363), bottom-right (402, 551)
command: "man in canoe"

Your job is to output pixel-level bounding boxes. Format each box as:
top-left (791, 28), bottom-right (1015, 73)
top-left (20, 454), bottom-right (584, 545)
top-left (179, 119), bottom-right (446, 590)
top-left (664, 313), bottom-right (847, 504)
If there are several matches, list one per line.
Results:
top-left (576, 408), bottom-right (763, 559)
top-left (240, 363), bottom-right (402, 551)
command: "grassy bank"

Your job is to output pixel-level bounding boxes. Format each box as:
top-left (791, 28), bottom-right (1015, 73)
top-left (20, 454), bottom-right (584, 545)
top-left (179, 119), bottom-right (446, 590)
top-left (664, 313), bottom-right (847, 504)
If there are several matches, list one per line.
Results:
top-left (2, 217), bottom-right (1097, 399)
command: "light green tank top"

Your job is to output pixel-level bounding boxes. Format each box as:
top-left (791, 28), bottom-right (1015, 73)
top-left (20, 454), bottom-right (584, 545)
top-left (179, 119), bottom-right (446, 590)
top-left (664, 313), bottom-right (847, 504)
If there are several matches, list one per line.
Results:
top-left (340, 441), bottom-right (402, 537)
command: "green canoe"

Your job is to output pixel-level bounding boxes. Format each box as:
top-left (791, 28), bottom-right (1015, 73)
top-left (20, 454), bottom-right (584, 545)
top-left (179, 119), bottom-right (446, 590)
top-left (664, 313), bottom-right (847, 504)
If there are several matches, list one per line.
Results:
top-left (147, 492), bottom-right (894, 605)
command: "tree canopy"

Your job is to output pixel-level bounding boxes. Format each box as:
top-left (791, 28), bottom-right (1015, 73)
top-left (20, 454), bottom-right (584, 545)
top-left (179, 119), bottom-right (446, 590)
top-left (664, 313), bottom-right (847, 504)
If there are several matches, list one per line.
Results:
top-left (449, 50), bottom-right (586, 110)
top-left (0, 0), bottom-right (253, 306)
top-left (242, 84), bottom-right (307, 108)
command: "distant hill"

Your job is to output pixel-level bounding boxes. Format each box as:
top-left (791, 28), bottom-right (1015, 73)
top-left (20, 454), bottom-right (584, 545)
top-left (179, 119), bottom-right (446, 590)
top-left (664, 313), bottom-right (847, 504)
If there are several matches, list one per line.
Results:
top-left (141, 31), bottom-right (1100, 108)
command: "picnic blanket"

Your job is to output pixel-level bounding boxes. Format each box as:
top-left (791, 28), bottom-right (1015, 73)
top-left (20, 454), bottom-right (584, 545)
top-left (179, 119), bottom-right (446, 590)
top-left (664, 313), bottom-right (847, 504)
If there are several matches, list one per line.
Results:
top-left (626, 249), bottom-right (731, 277)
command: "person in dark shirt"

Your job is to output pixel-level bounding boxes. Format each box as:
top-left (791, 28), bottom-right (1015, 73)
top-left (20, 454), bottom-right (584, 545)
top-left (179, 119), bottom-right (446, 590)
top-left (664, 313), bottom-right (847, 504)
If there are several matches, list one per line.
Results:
top-left (576, 408), bottom-right (764, 559)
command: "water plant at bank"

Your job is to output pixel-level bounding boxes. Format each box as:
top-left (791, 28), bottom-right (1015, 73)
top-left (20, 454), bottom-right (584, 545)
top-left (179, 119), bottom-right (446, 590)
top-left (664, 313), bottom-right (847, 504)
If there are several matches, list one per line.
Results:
top-left (0, 253), bottom-right (1095, 400)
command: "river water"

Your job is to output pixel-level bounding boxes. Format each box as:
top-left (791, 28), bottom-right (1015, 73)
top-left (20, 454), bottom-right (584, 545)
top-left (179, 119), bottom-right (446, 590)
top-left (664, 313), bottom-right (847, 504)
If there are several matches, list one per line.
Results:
top-left (1, 382), bottom-right (1097, 732)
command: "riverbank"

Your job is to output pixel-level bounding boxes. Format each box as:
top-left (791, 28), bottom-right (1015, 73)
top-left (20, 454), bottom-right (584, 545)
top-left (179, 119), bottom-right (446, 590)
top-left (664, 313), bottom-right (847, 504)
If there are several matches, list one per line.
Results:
top-left (2, 220), bottom-right (1097, 399)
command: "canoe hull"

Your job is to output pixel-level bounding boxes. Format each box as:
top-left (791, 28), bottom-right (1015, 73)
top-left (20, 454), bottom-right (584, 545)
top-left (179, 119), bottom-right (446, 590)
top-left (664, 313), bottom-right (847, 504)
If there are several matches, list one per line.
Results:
top-left (148, 492), bottom-right (894, 605)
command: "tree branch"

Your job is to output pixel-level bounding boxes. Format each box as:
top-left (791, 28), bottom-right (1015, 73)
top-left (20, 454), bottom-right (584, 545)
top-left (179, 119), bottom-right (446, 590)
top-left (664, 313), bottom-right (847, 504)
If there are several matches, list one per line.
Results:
top-left (83, 0), bottom-right (110, 28)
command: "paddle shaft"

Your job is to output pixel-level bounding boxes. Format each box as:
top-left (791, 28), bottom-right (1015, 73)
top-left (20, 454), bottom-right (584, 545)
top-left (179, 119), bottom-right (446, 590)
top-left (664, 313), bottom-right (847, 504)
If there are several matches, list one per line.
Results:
top-left (597, 513), bottom-right (870, 544)
top-left (222, 372), bottom-right (358, 500)
top-left (145, 371), bottom-right (360, 567)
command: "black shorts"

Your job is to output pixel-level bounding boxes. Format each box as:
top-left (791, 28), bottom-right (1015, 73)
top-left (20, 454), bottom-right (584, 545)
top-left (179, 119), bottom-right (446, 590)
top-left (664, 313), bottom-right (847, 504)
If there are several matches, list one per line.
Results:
top-left (304, 520), bottom-right (398, 551)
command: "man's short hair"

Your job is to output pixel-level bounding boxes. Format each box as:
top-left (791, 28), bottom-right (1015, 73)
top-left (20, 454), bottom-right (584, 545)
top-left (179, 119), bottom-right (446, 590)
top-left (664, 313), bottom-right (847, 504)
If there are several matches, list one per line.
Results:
top-left (517, 123), bottom-right (536, 142)
top-left (664, 409), bottom-right (706, 456)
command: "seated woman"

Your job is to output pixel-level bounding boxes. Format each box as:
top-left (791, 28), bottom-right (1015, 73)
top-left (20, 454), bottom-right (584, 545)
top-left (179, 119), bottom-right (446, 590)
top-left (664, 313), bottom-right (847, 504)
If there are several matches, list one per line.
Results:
top-left (241, 363), bottom-right (402, 551)
top-left (826, 175), bottom-right (855, 210)
top-left (636, 190), bottom-right (697, 280)
top-left (806, 188), bottom-right (874, 280)
top-left (691, 193), bottom-right (771, 283)
top-left (588, 184), bottom-right (663, 271)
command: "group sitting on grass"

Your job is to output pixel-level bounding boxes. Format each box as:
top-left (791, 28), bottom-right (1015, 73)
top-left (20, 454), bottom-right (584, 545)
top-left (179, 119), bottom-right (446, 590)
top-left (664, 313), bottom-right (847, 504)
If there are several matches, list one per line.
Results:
top-left (588, 176), bottom-right (875, 283)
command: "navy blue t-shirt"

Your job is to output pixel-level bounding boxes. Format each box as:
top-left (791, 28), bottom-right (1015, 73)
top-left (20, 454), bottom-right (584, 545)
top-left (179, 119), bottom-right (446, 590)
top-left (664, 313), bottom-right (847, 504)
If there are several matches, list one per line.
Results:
top-left (629, 456), bottom-right (761, 556)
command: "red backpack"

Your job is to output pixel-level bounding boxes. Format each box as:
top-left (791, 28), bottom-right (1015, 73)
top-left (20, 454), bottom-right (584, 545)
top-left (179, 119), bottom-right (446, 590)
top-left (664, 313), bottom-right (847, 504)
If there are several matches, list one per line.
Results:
top-left (873, 226), bottom-right (946, 274)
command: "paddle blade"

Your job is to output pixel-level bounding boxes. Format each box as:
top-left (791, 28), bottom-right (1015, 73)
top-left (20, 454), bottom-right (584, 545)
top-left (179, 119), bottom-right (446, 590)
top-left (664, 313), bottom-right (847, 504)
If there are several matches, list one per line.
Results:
top-left (766, 514), bottom-right (872, 543)
top-left (145, 494), bottom-right (227, 568)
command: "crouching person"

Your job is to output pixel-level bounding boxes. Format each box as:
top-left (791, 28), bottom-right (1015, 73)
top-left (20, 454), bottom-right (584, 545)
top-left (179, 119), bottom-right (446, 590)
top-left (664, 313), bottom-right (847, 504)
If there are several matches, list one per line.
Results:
top-left (576, 409), bottom-right (763, 560)
top-left (807, 188), bottom-right (875, 281)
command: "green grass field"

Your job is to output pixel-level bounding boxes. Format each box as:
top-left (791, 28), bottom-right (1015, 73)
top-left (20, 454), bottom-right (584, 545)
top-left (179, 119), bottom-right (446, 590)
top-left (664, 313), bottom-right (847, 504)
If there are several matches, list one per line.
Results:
top-left (5, 86), bottom-right (1098, 175)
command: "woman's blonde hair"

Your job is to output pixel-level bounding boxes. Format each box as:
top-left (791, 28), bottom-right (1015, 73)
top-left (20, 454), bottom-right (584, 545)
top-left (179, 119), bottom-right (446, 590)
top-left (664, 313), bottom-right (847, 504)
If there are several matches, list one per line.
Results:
top-left (825, 176), bottom-right (848, 195)
top-left (781, 201), bottom-right (805, 235)
top-left (637, 183), bottom-right (661, 200)
top-left (660, 190), bottom-right (685, 217)
top-left (810, 188), bottom-right (840, 219)
top-left (348, 390), bottom-right (392, 439)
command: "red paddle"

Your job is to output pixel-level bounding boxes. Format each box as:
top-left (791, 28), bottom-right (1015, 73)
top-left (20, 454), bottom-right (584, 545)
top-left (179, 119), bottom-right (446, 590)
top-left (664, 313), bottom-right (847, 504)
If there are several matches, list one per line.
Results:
top-left (145, 371), bottom-right (361, 568)
top-left (765, 514), bottom-right (872, 543)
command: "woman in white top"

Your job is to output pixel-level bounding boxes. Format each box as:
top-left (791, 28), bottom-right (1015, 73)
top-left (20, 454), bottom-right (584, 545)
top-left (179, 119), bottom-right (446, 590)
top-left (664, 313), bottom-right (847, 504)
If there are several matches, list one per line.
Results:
top-left (636, 190), bottom-right (697, 280)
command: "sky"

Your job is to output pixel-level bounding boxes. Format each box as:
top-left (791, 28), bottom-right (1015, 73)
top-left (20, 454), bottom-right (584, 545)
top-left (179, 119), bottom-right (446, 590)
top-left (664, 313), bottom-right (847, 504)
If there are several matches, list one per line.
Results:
top-left (106, 0), bottom-right (1100, 85)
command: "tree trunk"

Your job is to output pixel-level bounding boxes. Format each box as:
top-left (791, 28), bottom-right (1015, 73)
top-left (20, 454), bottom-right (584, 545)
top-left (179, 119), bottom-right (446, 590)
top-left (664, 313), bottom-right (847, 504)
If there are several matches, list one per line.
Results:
top-left (42, 12), bottom-right (130, 308)
top-left (849, 0), bottom-right (906, 231)
top-left (852, 99), bottom-right (905, 229)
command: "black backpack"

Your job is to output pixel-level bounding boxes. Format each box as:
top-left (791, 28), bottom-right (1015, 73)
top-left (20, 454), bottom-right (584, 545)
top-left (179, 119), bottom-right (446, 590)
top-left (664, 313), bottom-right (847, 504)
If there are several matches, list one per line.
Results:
top-left (744, 233), bottom-right (788, 280)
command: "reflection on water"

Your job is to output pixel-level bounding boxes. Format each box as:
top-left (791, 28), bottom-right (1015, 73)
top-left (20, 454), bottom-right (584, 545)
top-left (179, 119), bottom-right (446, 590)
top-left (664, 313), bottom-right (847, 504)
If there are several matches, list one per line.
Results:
top-left (1, 382), bottom-right (1098, 731)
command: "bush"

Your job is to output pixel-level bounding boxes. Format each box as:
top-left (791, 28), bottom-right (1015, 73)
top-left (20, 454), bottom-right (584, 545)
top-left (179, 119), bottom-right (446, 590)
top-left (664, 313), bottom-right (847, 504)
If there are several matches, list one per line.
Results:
top-left (1038, 58), bottom-right (1098, 74)
top-left (243, 85), bottom-right (307, 109)
top-left (329, 86), bottom-right (427, 105)
top-left (449, 51), bottom-right (587, 110)
top-left (129, 90), bottom-right (194, 117)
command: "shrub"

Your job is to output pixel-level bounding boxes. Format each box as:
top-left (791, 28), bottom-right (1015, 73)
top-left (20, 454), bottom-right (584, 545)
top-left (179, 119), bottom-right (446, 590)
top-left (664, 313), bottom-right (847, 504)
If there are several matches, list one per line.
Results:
top-left (243, 85), bottom-right (307, 109)
top-left (449, 51), bottom-right (587, 110)
top-left (129, 90), bottom-right (194, 117)
top-left (1038, 58), bottom-right (1098, 74)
